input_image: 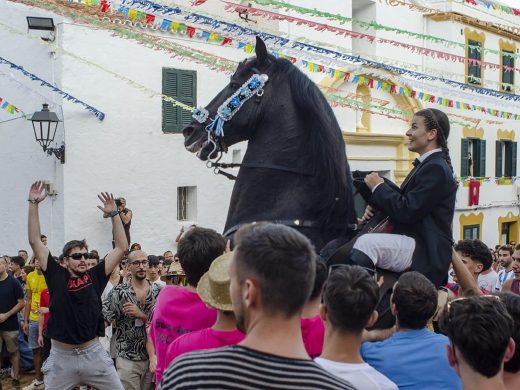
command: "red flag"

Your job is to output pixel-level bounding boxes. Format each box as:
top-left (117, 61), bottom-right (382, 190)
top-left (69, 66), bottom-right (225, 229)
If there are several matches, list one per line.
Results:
top-left (221, 37), bottom-right (232, 46)
top-left (187, 26), bottom-right (196, 38)
top-left (469, 180), bottom-right (480, 206)
top-left (145, 14), bottom-right (155, 24)
top-left (100, 0), bottom-right (110, 12)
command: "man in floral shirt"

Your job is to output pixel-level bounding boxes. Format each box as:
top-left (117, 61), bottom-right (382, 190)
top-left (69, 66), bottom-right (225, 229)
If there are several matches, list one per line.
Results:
top-left (103, 249), bottom-right (161, 390)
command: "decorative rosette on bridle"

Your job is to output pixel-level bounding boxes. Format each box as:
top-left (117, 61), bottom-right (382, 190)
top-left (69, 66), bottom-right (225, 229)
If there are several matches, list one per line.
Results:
top-left (192, 73), bottom-right (269, 139)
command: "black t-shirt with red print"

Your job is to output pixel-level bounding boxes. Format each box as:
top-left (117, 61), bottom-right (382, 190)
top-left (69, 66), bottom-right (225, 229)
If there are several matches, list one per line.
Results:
top-left (42, 252), bottom-right (109, 345)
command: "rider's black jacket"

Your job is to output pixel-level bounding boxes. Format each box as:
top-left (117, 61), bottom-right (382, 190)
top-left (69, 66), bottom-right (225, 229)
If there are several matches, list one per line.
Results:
top-left (369, 152), bottom-right (457, 287)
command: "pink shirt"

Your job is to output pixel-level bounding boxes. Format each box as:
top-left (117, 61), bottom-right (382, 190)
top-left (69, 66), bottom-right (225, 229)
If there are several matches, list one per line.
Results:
top-left (150, 285), bottom-right (217, 384)
top-left (301, 315), bottom-right (325, 358)
top-left (165, 327), bottom-right (245, 364)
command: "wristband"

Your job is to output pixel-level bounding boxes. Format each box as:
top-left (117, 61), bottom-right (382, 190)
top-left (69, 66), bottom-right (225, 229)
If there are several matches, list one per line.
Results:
top-left (28, 199), bottom-right (37, 204)
top-left (109, 210), bottom-right (119, 218)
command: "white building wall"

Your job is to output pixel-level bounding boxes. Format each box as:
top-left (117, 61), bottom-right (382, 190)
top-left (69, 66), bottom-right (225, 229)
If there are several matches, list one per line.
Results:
top-left (0, 2), bottom-right (65, 255)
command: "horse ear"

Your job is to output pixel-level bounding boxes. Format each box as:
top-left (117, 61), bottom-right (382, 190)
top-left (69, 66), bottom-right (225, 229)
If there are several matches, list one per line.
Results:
top-left (255, 36), bottom-right (269, 65)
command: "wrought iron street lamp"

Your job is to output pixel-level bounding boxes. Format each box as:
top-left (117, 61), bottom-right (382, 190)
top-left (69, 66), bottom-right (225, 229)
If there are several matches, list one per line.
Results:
top-left (30, 103), bottom-right (65, 163)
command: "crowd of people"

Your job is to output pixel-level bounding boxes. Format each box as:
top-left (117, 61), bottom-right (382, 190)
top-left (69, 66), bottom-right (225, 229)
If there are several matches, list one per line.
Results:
top-left (0, 182), bottom-right (518, 390)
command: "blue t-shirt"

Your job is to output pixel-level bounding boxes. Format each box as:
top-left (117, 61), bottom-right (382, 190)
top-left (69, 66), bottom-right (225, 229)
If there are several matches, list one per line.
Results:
top-left (361, 328), bottom-right (461, 390)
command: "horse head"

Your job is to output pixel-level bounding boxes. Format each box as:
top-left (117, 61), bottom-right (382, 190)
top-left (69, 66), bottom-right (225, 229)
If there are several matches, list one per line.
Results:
top-left (182, 37), bottom-right (357, 251)
top-left (182, 36), bottom-right (271, 161)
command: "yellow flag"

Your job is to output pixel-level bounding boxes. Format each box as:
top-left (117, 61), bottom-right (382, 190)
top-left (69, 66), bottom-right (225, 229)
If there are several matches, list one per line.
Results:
top-left (128, 9), bottom-right (138, 21)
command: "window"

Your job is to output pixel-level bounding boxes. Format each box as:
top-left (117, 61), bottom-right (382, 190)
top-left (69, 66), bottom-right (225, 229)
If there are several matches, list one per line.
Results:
top-left (463, 224), bottom-right (480, 240)
top-left (501, 222), bottom-right (516, 244)
top-left (501, 50), bottom-right (515, 92)
top-left (496, 141), bottom-right (517, 177)
top-left (467, 39), bottom-right (482, 85)
top-left (461, 139), bottom-right (486, 177)
top-left (162, 68), bottom-right (197, 133)
top-left (177, 186), bottom-right (197, 221)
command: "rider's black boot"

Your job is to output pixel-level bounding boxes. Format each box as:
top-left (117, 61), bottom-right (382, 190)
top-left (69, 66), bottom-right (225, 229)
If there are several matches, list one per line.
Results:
top-left (348, 248), bottom-right (376, 275)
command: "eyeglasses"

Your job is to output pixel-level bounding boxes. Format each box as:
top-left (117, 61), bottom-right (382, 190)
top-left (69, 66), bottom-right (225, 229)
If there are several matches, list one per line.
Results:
top-left (67, 253), bottom-right (90, 261)
top-left (130, 260), bottom-right (148, 267)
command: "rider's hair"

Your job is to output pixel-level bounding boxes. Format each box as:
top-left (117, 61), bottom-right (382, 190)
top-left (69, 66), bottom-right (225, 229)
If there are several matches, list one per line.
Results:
top-left (322, 265), bottom-right (379, 332)
top-left (177, 227), bottom-right (226, 287)
top-left (414, 108), bottom-right (453, 173)
top-left (440, 295), bottom-right (513, 378)
top-left (392, 271), bottom-right (437, 329)
top-left (233, 223), bottom-right (316, 317)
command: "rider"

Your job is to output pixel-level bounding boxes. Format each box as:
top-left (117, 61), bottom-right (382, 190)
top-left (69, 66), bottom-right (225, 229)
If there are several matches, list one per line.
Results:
top-left (352, 108), bottom-right (457, 287)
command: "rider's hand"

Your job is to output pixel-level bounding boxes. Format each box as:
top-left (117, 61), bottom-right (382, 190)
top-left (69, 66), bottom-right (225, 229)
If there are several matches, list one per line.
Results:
top-left (361, 205), bottom-right (376, 222)
top-left (364, 172), bottom-right (384, 190)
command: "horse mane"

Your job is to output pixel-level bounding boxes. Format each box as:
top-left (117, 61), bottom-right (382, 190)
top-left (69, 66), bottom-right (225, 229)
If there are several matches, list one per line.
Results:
top-left (268, 57), bottom-right (357, 236)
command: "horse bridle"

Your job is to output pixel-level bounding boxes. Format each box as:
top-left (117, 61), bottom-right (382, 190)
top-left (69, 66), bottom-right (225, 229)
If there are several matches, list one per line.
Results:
top-left (192, 72), bottom-right (269, 180)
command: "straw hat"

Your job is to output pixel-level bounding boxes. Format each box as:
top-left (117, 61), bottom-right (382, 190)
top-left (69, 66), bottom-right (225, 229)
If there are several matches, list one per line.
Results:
top-left (197, 252), bottom-right (233, 311)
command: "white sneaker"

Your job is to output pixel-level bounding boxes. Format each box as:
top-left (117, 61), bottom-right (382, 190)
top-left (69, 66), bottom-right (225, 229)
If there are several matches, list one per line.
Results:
top-left (23, 379), bottom-right (44, 390)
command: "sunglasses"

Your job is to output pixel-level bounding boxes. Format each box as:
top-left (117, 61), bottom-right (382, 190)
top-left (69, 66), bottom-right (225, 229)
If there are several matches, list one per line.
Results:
top-left (67, 253), bottom-right (90, 261)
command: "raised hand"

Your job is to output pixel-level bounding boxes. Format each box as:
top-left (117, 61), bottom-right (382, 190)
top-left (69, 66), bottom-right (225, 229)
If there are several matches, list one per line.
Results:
top-left (28, 181), bottom-right (47, 203)
top-left (97, 192), bottom-right (117, 215)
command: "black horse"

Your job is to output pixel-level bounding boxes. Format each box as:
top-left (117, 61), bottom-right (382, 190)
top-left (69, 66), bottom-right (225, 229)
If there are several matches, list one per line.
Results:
top-left (182, 37), bottom-right (357, 252)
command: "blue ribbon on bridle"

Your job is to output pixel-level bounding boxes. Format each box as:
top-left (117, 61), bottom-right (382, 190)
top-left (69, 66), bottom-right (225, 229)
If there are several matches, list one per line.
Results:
top-left (192, 73), bottom-right (269, 142)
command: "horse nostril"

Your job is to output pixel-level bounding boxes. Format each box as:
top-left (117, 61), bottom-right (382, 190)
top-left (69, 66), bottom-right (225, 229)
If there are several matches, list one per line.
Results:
top-left (183, 126), bottom-right (195, 138)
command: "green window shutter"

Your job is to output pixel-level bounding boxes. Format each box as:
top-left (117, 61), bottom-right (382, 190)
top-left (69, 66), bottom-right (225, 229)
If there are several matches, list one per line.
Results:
top-left (461, 139), bottom-right (470, 177)
top-left (505, 141), bottom-right (512, 177)
top-left (467, 40), bottom-right (482, 85)
top-left (512, 142), bottom-right (517, 177)
top-left (502, 51), bottom-right (514, 89)
top-left (496, 141), bottom-right (503, 177)
top-left (162, 68), bottom-right (197, 133)
top-left (478, 139), bottom-right (486, 178)
top-left (179, 72), bottom-right (197, 129)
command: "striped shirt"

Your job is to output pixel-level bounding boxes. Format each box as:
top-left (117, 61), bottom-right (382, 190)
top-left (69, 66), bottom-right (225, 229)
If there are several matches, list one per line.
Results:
top-left (159, 345), bottom-right (356, 390)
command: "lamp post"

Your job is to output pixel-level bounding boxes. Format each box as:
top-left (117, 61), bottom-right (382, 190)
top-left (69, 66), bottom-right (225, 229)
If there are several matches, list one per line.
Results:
top-left (30, 103), bottom-right (65, 164)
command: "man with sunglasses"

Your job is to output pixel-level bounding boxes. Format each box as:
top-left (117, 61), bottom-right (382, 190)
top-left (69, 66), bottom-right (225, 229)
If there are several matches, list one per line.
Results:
top-left (27, 181), bottom-right (127, 390)
top-left (103, 250), bottom-right (161, 390)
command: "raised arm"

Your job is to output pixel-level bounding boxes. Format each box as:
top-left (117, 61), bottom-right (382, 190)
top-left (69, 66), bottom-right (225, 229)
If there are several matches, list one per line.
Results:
top-left (28, 181), bottom-right (50, 271)
top-left (451, 248), bottom-right (481, 296)
top-left (97, 192), bottom-right (127, 276)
